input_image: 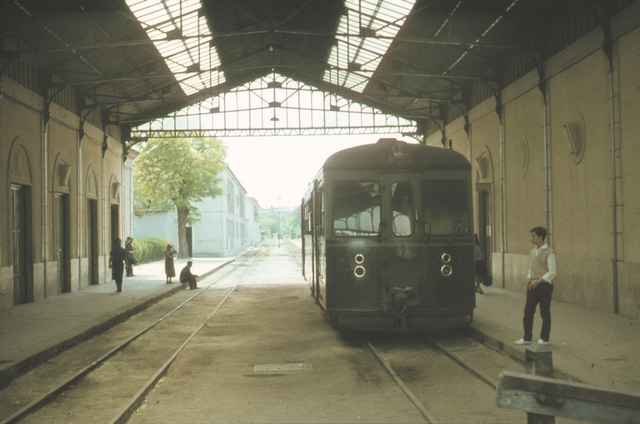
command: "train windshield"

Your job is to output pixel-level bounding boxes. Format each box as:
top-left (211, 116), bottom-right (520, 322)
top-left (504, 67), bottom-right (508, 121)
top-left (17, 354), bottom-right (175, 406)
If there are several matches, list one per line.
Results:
top-left (333, 181), bottom-right (381, 237)
top-left (391, 181), bottom-right (413, 237)
top-left (422, 180), bottom-right (470, 235)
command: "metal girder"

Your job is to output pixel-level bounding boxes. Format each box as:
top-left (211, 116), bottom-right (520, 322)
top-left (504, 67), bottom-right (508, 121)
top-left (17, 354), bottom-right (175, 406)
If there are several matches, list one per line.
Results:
top-left (104, 43), bottom-right (275, 116)
top-left (433, 0), bottom-right (464, 37)
top-left (130, 125), bottom-right (417, 138)
top-left (114, 73), bottom-right (264, 125)
top-left (61, 62), bottom-right (483, 87)
top-left (284, 68), bottom-right (441, 122)
top-left (9, 0), bottom-right (103, 76)
top-left (277, 29), bottom-right (520, 49)
top-left (443, 0), bottom-right (523, 76)
top-left (2, 31), bottom-right (520, 56)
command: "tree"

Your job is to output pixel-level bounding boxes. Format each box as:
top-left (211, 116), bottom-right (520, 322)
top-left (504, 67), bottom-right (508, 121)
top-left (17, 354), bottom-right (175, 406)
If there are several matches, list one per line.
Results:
top-left (134, 137), bottom-right (225, 257)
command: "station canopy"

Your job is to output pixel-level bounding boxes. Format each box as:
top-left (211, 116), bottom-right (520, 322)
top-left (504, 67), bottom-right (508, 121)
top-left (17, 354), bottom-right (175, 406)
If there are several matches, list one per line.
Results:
top-left (3, 0), bottom-right (633, 138)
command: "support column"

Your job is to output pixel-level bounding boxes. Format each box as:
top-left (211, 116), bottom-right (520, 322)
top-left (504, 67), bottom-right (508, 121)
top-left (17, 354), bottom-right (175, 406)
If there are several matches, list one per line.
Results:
top-left (537, 63), bottom-right (553, 245)
top-left (602, 16), bottom-right (623, 314)
top-left (40, 74), bottom-right (51, 299)
top-left (495, 90), bottom-right (506, 288)
top-left (101, 111), bottom-right (108, 283)
top-left (77, 109), bottom-right (90, 288)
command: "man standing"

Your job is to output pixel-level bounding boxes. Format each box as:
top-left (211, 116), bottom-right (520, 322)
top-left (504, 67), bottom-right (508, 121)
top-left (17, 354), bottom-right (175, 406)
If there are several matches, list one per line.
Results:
top-left (109, 238), bottom-right (126, 293)
top-left (515, 226), bottom-right (557, 345)
top-left (179, 260), bottom-right (199, 290)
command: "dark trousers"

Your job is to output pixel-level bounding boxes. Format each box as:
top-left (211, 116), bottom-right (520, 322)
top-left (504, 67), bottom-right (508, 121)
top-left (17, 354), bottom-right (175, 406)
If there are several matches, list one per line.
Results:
top-left (182, 276), bottom-right (197, 289)
top-left (523, 281), bottom-right (553, 341)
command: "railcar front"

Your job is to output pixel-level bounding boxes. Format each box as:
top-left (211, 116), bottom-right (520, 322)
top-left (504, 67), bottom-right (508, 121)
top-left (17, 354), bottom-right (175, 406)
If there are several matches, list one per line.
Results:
top-left (316, 139), bottom-right (475, 332)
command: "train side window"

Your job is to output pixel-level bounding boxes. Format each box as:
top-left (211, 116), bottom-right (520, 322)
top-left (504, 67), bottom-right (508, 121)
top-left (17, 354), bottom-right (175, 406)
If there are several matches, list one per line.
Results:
top-left (422, 180), bottom-right (470, 235)
top-left (391, 182), bottom-right (413, 237)
top-left (332, 181), bottom-right (381, 237)
top-left (303, 201), bottom-right (312, 234)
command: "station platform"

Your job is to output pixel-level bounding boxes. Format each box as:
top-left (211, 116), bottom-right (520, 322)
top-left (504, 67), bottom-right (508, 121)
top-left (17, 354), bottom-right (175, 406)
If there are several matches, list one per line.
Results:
top-left (472, 286), bottom-right (640, 393)
top-left (0, 256), bottom-right (234, 389)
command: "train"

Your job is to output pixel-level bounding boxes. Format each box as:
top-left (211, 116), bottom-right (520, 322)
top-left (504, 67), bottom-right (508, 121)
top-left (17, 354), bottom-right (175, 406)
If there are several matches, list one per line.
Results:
top-left (300, 138), bottom-right (475, 331)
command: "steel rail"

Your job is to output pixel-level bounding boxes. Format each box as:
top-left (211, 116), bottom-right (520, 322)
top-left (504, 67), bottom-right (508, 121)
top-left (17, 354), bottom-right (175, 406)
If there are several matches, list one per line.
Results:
top-left (367, 342), bottom-right (438, 424)
top-left (429, 339), bottom-right (498, 389)
top-left (110, 286), bottom-right (237, 424)
top-left (0, 261), bottom-right (238, 424)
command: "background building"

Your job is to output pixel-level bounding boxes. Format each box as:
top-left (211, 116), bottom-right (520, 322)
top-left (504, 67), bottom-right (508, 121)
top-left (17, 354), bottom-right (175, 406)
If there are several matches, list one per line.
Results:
top-left (134, 166), bottom-right (260, 257)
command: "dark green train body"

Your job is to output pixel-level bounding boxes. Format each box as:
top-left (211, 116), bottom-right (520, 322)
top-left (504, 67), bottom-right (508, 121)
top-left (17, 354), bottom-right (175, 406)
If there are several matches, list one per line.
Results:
top-left (301, 138), bottom-right (475, 331)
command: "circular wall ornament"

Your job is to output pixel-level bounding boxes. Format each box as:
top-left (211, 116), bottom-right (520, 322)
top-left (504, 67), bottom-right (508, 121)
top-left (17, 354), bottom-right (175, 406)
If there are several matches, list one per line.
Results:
top-left (562, 112), bottom-right (587, 165)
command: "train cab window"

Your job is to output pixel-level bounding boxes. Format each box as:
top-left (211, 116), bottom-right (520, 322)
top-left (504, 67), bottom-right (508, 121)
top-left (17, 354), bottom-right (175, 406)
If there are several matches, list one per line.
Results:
top-left (422, 180), bottom-right (470, 235)
top-left (391, 182), bottom-right (413, 237)
top-left (333, 181), bottom-right (381, 237)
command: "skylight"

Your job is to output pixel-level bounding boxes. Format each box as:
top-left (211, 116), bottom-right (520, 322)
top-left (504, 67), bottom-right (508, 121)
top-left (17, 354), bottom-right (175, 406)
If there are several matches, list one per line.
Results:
top-left (125, 0), bottom-right (224, 96)
top-left (323, 0), bottom-right (416, 93)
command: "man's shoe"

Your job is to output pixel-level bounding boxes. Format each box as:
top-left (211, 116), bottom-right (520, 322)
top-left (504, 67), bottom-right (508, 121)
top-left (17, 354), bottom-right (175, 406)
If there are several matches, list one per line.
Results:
top-left (514, 338), bottom-right (532, 345)
top-left (537, 339), bottom-right (551, 345)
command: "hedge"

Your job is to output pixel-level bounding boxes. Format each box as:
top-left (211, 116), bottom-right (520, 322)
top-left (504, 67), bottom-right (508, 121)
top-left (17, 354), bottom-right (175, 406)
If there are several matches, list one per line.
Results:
top-left (132, 238), bottom-right (168, 264)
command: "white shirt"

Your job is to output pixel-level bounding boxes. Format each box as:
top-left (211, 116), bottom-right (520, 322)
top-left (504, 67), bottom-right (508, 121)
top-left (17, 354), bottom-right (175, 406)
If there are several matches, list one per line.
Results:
top-left (526, 243), bottom-right (557, 284)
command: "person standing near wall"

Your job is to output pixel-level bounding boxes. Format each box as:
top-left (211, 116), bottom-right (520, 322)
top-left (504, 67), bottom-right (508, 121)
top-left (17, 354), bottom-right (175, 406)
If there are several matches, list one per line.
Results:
top-left (165, 243), bottom-right (177, 284)
top-left (124, 237), bottom-right (136, 277)
top-left (515, 226), bottom-right (557, 345)
top-left (109, 238), bottom-right (126, 293)
top-left (474, 234), bottom-right (485, 294)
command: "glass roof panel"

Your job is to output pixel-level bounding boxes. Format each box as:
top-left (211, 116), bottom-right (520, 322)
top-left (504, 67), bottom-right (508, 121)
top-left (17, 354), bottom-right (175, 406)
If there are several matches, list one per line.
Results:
top-left (323, 0), bottom-right (416, 93)
top-left (125, 0), bottom-right (225, 96)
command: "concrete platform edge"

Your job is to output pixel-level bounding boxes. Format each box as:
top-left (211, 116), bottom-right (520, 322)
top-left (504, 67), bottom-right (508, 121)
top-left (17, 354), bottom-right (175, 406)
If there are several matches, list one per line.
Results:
top-left (466, 326), bottom-right (582, 383)
top-left (0, 258), bottom-right (235, 390)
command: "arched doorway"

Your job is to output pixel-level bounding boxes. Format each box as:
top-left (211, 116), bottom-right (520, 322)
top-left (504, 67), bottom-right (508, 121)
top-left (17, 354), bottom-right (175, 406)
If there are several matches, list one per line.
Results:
top-left (475, 148), bottom-right (495, 285)
top-left (8, 141), bottom-right (34, 305)
top-left (53, 155), bottom-right (72, 293)
top-left (109, 177), bottom-right (120, 249)
top-left (86, 166), bottom-right (99, 285)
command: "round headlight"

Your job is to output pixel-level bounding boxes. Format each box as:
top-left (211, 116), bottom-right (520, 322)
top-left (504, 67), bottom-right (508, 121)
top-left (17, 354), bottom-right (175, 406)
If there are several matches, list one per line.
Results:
top-left (354, 265), bottom-right (366, 279)
top-left (441, 252), bottom-right (452, 264)
top-left (354, 253), bottom-right (365, 265)
top-left (440, 264), bottom-right (453, 278)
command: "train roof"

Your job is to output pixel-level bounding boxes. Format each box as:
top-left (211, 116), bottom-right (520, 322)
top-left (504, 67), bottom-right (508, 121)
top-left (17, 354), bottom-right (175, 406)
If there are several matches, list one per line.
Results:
top-left (323, 139), bottom-right (470, 171)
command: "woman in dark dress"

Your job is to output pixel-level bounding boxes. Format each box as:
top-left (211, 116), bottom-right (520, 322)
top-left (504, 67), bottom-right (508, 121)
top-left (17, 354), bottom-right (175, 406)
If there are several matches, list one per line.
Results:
top-left (110, 238), bottom-right (126, 292)
top-left (165, 243), bottom-right (177, 284)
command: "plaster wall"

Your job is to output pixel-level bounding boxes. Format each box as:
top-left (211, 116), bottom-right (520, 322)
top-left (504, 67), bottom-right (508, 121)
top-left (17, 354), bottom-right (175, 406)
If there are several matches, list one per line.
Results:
top-left (435, 6), bottom-right (640, 317)
top-left (0, 75), bottom-right (128, 312)
top-left (618, 26), bottom-right (640, 317)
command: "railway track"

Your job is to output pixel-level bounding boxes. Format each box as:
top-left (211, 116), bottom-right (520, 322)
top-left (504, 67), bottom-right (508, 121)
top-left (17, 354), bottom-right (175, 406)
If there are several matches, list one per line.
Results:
top-left (367, 333), bottom-right (529, 423)
top-left (0, 254), bottom-right (256, 424)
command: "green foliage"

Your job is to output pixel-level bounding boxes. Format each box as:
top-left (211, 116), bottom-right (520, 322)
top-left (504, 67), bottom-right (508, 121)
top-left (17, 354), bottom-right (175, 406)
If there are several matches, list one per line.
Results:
top-left (134, 137), bottom-right (226, 222)
top-left (258, 208), bottom-right (301, 238)
top-left (132, 238), bottom-right (167, 264)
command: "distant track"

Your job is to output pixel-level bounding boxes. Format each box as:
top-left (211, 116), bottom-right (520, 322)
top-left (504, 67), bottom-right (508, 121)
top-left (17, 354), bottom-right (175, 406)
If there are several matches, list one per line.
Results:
top-left (0, 256), bottom-right (246, 424)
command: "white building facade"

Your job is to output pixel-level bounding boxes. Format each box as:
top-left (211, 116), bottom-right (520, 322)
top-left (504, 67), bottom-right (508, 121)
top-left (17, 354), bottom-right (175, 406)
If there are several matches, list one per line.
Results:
top-left (134, 167), bottom-right (260, 257)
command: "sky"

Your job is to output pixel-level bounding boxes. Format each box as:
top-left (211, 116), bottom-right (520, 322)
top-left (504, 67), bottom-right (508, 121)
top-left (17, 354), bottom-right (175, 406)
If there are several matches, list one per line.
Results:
top-left (221, 133), bottom-right (417, 209)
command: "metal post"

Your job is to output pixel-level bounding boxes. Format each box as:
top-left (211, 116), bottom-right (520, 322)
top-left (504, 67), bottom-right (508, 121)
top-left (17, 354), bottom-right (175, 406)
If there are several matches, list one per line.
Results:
top-left (602, 17), bottom-right (621, 315)
top-left (495, 90), bottom-right (506, 289)
top-left (525, 345), bottom-right (555, 423)
top-left (41, 73), bottom-right (52, 299)
top-left (537, 62), bottom-right (553, 246)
